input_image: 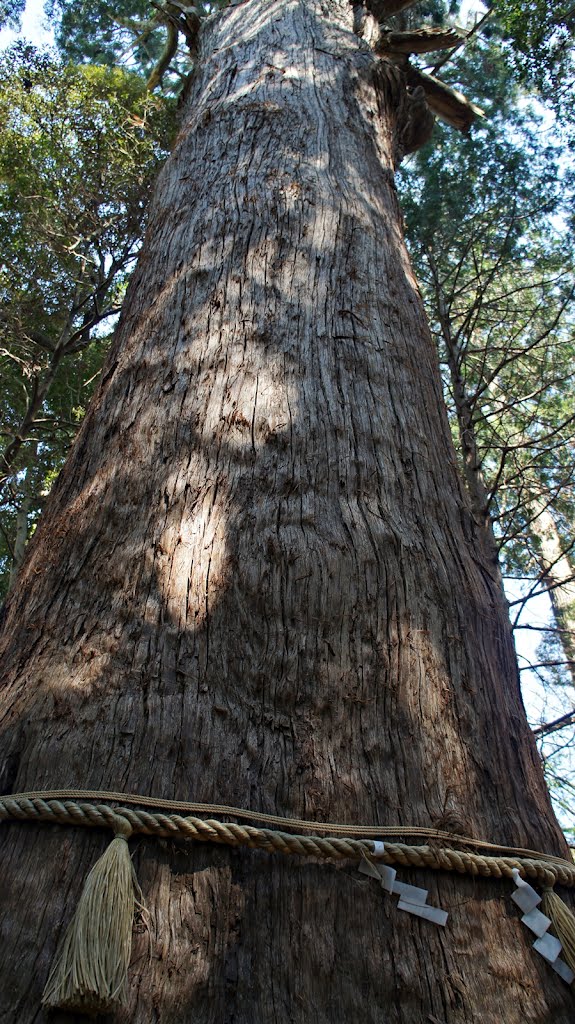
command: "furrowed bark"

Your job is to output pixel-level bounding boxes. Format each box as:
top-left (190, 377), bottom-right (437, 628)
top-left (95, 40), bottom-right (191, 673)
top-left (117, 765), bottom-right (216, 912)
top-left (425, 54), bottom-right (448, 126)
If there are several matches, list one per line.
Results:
top-left (0, 0), bottom-right (572, 1021)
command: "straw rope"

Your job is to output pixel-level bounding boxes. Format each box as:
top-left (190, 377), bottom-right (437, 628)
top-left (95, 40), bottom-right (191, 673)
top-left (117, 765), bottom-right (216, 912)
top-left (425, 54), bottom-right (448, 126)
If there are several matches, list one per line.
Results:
top-left (1, 791), bottom-right (574, 888)
top-left (0, 788), bottom-right (570, 860)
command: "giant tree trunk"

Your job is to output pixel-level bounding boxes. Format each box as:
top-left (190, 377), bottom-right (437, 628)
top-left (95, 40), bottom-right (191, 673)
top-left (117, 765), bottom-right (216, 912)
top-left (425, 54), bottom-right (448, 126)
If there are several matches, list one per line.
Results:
top-left (0, 0), bottom-right (572, 1020)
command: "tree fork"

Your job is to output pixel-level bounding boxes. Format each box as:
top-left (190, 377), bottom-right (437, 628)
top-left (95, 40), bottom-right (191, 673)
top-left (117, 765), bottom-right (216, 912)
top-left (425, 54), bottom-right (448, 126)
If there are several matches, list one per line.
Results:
top-left (0, 0), bottom-right (572, 1020)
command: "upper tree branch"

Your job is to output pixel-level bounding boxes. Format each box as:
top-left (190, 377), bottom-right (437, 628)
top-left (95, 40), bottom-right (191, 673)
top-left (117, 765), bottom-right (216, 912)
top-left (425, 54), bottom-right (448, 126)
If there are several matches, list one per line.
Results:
top-left (533, 710), bottom-right (575, 738)
top-left (376, 27), bottom-right (464, 55)
top-left (147, 1), bottom-right (201, 91)
top-left (404, 65), bottom-right (484, 131)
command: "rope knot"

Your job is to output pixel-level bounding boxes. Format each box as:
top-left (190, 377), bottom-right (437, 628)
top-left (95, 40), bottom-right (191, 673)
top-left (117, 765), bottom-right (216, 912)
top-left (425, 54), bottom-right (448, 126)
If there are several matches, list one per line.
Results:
top-left (111, 814), bottom-right (133, 840)
top-left (542, 869), bottom-right (556, 889)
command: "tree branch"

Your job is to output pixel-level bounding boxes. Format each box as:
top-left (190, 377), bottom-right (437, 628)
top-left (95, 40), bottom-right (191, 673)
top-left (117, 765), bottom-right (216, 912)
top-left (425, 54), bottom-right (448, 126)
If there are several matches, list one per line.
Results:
top-left (532, 710), bottom-right (575, 738)
top-left (377, 27), bottom-right (464, 55)
top-left (431, 9), bottom-right (492, 75)
top-left (519, 660), bottom-right (575, 671)
top-left (404, 65), bottom-right (484, 132)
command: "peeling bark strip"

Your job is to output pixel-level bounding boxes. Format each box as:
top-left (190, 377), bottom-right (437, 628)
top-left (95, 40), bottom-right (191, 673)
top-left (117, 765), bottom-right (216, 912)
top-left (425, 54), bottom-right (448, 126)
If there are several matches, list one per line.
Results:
top-left (0, 0), bottom-right (572, 1020)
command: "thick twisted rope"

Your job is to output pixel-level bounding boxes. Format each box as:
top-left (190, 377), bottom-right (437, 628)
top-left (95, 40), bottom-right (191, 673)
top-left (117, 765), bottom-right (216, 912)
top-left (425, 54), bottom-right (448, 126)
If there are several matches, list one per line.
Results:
top-left (1, 788), bottom-right (571, 859)
top-left (1, 791), bottom-right (574, 888)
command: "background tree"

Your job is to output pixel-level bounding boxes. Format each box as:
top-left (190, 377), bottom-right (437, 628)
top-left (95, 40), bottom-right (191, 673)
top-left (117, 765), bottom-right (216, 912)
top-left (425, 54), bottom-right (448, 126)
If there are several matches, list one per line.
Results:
top-left (398, 22), bottom-right (575, 834)
top-left (45, 0), bottom-right (222, 91)
top-left (0, 44), bottom-right (173, 593)
top-left (0, 0), bottom-right (25, 31)
top-left (495, 0), bottom-right (575, 119)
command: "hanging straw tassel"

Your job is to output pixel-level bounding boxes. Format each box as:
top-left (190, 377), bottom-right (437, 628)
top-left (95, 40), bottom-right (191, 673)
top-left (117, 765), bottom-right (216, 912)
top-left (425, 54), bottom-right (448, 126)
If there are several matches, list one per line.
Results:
top-left (541, 887), bottom-right (575, 974)
top-left (42, 815), bottom-right (141, 1014)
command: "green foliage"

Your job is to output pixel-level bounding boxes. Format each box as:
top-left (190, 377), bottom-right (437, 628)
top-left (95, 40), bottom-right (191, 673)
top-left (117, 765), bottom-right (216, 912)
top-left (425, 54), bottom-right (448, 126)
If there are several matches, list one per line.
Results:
top-left (0, 0), bottom-right (25, 31)
top-left (0, 337), bottom-right (105, 594)
top-left (388, 0), bottom-right (459, 30)
top-left (45, 0), bottom-right (227, 90)
top-left (46, 0), bottom-right (167, 74)
top-left (0, 44), bottom-right (175, 597)
top-left (494, 0), bottom-right (575, 116)
top-left (399, 20), bottom-right (575, 827)
top-left (399, 26), bottom-right (575, 590)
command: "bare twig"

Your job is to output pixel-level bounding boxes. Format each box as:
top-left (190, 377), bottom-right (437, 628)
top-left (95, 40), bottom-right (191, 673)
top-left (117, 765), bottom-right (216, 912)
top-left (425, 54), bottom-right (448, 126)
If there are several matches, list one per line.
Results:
top-left (533, 710), bottom-right (575, 739)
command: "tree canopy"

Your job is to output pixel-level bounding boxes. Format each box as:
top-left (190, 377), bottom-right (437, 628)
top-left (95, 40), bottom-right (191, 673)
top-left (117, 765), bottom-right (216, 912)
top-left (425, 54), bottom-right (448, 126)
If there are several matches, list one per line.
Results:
top-left (495, 0), bottom-right (575, 116)
top-left (397, 19), bottom-right (575, 835)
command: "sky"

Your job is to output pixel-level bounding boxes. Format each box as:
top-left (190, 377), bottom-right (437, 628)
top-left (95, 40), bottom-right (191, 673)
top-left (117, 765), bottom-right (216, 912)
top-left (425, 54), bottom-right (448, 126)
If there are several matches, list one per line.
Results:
top-left (0, 0), bottom-right (52, 47)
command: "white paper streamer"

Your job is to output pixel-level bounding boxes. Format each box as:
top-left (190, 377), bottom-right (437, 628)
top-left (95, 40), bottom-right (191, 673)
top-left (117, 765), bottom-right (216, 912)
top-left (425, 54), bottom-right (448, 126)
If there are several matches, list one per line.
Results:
top-left (551, 957), bottom-right (575, 985)
top-left (397, 900), bottom-right (448, 927)
top-left (392, 880), bottom-right (428, 906)
top-left (358, 861), bottom-right (446, 925)
top-left (509, 869), bottom-right (573, 986)
top-left (533, 933), bottom-right (562, 964)
top-left (520, 907), bottom-right (552, 938)
top-left (359, 859), bottom-right (383, 882)
top-left (359, 858), bottom-right (396, 892)
top-left (510, 870), bottom-right (541, 914)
